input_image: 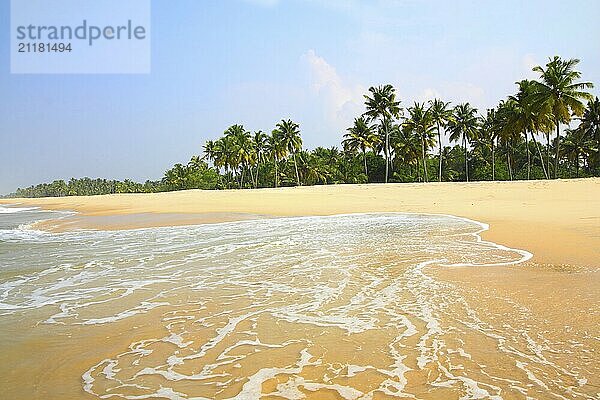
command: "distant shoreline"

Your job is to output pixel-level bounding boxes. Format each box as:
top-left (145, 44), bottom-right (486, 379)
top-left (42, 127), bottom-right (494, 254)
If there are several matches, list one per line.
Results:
top-left (2, 178), bottom-right (599, 267)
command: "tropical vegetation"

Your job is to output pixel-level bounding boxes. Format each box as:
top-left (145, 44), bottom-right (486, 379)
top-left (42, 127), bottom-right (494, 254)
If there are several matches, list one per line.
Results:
top-left (5, 56), bottom-right (598, 199)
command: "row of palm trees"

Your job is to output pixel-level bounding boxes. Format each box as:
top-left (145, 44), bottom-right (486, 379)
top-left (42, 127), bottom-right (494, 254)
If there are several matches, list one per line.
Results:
top-left (342, 56), bottom-right (596, 183)
top-left (197, 56), bottom-right (597, 189)
top-left (203, 120), bottom-right (303, 188)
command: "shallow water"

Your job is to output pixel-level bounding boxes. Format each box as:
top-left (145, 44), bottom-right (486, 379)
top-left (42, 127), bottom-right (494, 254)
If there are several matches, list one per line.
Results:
top-left (0, 206), bottom-right (597, 399)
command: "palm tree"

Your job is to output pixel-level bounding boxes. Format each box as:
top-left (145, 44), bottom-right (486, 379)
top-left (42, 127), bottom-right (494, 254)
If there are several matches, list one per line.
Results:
top-left (480, 109), bottom-right (500, 180)
top-left (275, 119), bottom-right (302, 186)
top-left (202, 140), bottom-right (216, 165)
top-left (213, 135), bottom-right (238, 188)
top-left (404, 102), bottom-right (436, 182)
top-left (342, 116), bottom-right (377, 179)
top-left (448, 103), bottom-right (480, 182)
top-left (265, 129), bottom-right (287, 188)
top-left (252, 131), bottom-right (268, 188)
top-left (391, 123), bottom-right (421, 181)
top-left (363, 84), bottom-right (402, 183)
top-left (188, 155), bottom-right (204, 171)
top-left (562, 128), bottom-right (594, 177)
top-left (578, 97), bottom-right (600, 142)
top-left (576, 97), bottom-right (600, 172)
top-left (507, 80), bottom-right (552, 179)
top-left (303, 151), bottom-right (331, 185)
top-left (429, 99), bottom-right (453, 181)
top-left (495, 99), bottom-right (520, 180)
top-left (226, 125), bottom-right (253, 187)
top-left (532, 56), bottom-right (594, 178)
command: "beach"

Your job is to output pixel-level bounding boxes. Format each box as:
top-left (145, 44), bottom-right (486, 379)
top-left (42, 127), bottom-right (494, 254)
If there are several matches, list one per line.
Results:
top-left (3, 178), bottom-right (599, 266)
top-left (1, 179), bottom-right (599, 399)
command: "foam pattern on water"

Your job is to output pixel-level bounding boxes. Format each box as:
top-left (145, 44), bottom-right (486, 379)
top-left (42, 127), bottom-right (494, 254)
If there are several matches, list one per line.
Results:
top-left (0, 213), bottom-right (595, 399)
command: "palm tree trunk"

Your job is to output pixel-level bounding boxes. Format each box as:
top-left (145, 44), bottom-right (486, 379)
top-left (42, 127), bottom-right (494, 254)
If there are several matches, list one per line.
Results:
top-left (511, 145), bottom-right (516, 179)
top-left (525, 131), bottom-right (531, 180)
top-left (255, 162), bottom-right (260, 188)
top-left (507, 150), bottom-right (513, 181)
top-left (363, 148), bottom-right (368, 178)
top-left (274, 157), bottom-right (278, 188)
top-left (293, 152), bottom-right (300, 186)
top-left (576, 152), bottom-right (580, 177)
top-left (240, 166), bottom-right (245, 188)
top-left (463, 134), bottom-right (469, 182)
top-left (384, 118), bottom-right (389, 183)
top-left (554, 121), bottom-right (560, 179)
top-left (223, 166), bottom-right (228, 189)
top-left (421, 134), bottom-right (428, 183)
top-left (532, 135), bottom-right (548, 179)
top-left (437, 124), bottom-right (443, 182)
top-left (546, 132), bottom-right (551, 178)
top-left (491, 138), bottom-right (495, 181)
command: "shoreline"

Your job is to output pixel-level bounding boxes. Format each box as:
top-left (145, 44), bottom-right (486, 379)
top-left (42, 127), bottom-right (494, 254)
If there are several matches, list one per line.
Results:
top-left (2, 178), bottom-right (599, 267)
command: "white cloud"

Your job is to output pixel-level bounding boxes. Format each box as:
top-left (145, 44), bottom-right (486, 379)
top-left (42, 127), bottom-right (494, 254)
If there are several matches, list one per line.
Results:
top-left (416, 88), bottom-right (441, 103)
top-left (301, 49), bottom-right (365, 135)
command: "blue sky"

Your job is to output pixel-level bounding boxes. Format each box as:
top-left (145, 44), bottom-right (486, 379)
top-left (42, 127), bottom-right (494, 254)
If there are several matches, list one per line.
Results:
top-left (1, 0), bottom-right (599, 194)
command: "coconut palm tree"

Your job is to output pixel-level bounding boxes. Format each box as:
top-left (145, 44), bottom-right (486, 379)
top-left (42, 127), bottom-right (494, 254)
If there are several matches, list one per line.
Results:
top-left (212, 135), bottom-right (238, 188)
top-left (252, 131), bottom-right (268, 188)
top-left (429, 99), bottom-right (453, 181)
top-left (404, 102), bottom-right (436, 182)
top-left (391, 123), bottom-right (421, 180)
top-left (494, 101), bottom-right (518, 181)
top-left (448, 103), bottom-right (480, 182)
top-left (188, 155), bottom-right (204, 171)
top-left (265, 129), bottom-right (287, 188)
top-left (302, 151), bottom-right (331, 185)
top-left (342, 116), bottom-right (378, 179)
top-left (363, 84), bottom-right (402, 183)
top-left (226, 125), bottom-right (254, 187)
top-left (531, 56), bottom-right (594, 178)
top-left (575, 97), bottom-right (600, 172)
top-left (275, 119), bottom-right (302, 186)
top-left (202, 140), bottom-right (216, 165)
top-left (480, 109), bottom-right (500, 180)
top-left (562, 128), bottom-right (595, 177)
top-left (577, 97), bottom-right (600, 142)
top-left (507, 80), bottom-right (553, 179)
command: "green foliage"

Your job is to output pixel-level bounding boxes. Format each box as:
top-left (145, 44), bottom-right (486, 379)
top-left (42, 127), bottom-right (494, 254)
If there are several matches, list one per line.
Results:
top-left (11, 178), bottom-right (161, 198)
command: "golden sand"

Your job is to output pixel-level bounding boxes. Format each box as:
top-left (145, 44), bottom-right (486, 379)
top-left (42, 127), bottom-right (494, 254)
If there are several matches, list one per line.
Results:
top-left (1, 179), bottom-right (599, 399)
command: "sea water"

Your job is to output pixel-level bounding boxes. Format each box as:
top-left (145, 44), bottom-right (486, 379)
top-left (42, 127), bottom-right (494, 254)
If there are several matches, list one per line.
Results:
top-left (0, 205), bottom-right (595, 399)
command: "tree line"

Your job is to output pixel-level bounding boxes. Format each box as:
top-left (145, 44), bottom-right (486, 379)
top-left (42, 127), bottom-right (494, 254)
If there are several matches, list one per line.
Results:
top-left (6, 56), bottom-right (599, 198)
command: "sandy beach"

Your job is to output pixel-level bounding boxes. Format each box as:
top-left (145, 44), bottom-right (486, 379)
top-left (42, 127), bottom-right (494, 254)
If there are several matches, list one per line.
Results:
top-left (1, 179), bottom-right (599, 399)
top-left (3, 178), bottom-right (599, 266)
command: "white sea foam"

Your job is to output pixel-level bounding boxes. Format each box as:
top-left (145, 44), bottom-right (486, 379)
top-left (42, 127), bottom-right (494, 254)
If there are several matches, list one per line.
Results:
top-left (0, 205), bottom-right (40, 214)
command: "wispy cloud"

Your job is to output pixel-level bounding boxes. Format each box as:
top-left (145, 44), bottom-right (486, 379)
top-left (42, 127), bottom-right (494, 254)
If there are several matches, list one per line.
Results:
top-left (302, 49), bottom-right (365, 135)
